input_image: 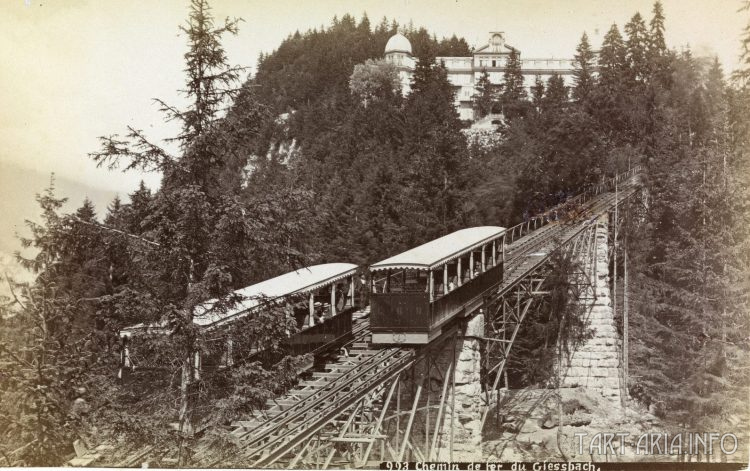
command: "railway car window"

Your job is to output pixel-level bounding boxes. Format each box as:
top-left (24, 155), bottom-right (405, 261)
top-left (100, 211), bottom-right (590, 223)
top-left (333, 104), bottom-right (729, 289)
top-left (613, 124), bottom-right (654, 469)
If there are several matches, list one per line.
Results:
top-left (403, 270), bottom-right (424, 293)
top-left (373, 275), bottom-right (386, 293)
top-left (388, 270), bottom-right (404, 293)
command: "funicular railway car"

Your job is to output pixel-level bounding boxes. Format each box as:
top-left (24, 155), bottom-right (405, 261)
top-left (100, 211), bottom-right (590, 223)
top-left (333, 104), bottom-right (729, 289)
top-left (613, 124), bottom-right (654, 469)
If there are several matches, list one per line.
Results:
top-left (118, 263), bottom-right (360, 375)
top-left (369, 226), bottom-right (506, 344)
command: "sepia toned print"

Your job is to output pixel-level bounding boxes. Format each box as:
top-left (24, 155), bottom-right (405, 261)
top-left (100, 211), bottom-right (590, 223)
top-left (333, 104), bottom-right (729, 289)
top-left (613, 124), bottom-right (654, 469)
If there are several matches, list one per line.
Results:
top-left (0, 1), bottom-right (748, 469)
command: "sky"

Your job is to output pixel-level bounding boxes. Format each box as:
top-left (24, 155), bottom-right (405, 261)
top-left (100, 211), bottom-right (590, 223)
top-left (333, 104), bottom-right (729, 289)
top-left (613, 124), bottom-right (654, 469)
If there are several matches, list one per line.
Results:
top-left (0, 0), bottom-right (747, 200)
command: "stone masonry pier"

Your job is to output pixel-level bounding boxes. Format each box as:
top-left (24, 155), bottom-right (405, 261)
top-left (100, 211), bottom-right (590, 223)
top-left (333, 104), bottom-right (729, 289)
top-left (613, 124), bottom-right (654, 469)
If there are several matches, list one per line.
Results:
top-left (560, 216), bottom-right (624, 407)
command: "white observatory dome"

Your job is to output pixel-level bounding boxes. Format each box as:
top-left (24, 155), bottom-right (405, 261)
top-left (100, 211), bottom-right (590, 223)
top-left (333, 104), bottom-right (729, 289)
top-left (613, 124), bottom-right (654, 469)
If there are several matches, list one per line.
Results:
top-left (384, 33), bottom-right (412, 55)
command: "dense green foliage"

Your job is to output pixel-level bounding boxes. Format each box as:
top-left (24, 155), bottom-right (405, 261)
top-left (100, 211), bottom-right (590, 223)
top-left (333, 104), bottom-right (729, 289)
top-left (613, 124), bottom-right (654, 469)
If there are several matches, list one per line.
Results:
top-left (627, 55), bottom-right (750, 431)
top-left (245, 16), bottom-right (480, 265)
top-left (1, 0), bottom-right (748, 465)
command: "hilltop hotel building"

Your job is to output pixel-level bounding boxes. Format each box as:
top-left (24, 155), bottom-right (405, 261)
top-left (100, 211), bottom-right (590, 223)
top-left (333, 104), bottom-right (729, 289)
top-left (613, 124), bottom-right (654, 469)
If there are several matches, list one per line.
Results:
top-left (384, 32), bottom-right (576, 121)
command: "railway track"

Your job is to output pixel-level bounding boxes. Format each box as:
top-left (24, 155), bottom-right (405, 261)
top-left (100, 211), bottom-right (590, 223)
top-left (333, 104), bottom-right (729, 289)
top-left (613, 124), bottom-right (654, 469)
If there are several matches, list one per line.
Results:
top-left (72, 173), bottom-right (640, 468)
top-left (499, 181), bottom-right (638, 297)
top-left (198, 177), bottom-right (640, 468)
top-left (206, 325), bottom-right (464, 468)
top-left (197, 312), bottom-right (418, 467)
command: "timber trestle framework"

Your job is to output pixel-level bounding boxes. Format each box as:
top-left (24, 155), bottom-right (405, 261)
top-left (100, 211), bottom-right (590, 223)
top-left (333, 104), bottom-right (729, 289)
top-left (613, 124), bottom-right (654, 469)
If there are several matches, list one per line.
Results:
top-left (198, 317), bottom-right (464, 468)
top-left (480, 169), bottom-right (640, 429)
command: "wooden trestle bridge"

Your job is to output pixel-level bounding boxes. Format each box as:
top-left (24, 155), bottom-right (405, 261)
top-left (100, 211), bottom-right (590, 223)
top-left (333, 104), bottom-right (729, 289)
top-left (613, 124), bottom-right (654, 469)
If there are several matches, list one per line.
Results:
top-left (71, 168), bottom-right (641, 468)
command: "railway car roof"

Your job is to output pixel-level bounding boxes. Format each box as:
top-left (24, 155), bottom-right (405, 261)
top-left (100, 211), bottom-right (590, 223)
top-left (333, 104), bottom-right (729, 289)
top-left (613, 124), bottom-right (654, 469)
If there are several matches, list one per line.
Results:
top-left (121, 263), bottom-right (358, 335)
top-left (370, 226), bottom-right (506, 272)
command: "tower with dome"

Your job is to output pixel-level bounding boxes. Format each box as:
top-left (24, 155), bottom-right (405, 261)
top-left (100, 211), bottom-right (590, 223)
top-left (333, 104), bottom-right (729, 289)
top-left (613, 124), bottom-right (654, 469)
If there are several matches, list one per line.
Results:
top-left (382, 32), bottom-right (578, 121)
top-left (384, 33), bottom-right (416, 96)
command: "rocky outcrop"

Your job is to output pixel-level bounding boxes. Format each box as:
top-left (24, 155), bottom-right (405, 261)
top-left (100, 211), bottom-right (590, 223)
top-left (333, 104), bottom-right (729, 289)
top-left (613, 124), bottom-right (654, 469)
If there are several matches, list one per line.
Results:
top-left (483, 387), bottom-right (665, 462)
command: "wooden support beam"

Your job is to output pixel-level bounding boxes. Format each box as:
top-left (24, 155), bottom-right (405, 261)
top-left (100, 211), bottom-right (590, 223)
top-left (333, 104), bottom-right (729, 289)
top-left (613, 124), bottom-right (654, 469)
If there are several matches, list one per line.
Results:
top-left (321, 402), bottom-right (361, 469)
top-left (329, 437), bottom-right (377, 443)
top-left (288, 439), bottom-right (313, 469)
top-left (360, 375), bottom-right (399, 466)
top-left (398, 381), bottom-right (423, 461)
top-left (407, 440), bottom-right (426, 462)
top-left (429, 362), bottom-right (452, 460)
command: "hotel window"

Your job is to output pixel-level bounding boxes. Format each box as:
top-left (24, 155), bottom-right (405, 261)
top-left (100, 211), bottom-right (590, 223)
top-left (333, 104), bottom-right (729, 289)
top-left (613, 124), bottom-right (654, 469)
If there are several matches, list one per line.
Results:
top-left (492, 60), bottom-right (496, 67)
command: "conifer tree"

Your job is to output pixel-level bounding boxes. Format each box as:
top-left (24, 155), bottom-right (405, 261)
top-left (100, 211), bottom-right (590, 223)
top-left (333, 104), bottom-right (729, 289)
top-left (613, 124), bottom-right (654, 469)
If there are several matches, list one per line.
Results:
top-left (101, 195), bottom-right (132, 295)
top-left (500, 48), bottom-right (527, 118)
top-left (531, 74), bottom-right (545, 111)
top-left (402, 60), bottom-right (474, 242)
top-left (90, 0), bottom-right (305, 463)
top-left (0, 181), bottom-right (106, 465)
top-left (646, 1), bottom-right (672, 84)
top-left (648, 1), bottom-right (667, 59)
top-left (124, 181), bottom-right (153, 235)
top-left (734, 1), bottom-right (750, 83)
top-left (625, 12), bottom-right (650, 83)
top-left (598, 24), bottom-right (628, 90)
top-left (543, 74), bottom-right (568, 109)
top-left (473, 68), bottom-right (496, 118)
top-left (705, 58), bottom-right (727, 141)
top-left (410, 47), bottom-right (438, 95)
top-left (65, 199), bottom-right (108, 312)
top-left (572, 32), bottom-right (596, 102)
top-left (591, 24), bottom-right (631, 143)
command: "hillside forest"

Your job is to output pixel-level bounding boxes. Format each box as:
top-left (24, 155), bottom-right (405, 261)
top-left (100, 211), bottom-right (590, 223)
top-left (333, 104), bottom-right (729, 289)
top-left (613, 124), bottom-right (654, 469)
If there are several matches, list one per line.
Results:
top-left (0, 0), bottom-right (748, 465)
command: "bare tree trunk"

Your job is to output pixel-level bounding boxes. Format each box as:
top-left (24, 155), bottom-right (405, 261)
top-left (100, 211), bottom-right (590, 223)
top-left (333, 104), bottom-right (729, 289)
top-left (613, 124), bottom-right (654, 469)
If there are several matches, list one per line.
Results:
top-left (178, 258), bottom-right (197, 466)
top-left (178, 352), bottom-right (194, 466)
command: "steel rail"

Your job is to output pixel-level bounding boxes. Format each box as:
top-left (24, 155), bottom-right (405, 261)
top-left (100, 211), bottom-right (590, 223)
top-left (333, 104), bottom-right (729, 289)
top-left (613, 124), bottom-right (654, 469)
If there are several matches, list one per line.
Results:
top-left (239, 348), bottom-right (406, 448)
top-left (203, 346), bottom-right (411, 466)
top-left (75, 170), bottom-right (642, 468)
top-left (191, 312), bottom-right (376, 465)
top-left (226, 176), bottom-right (641, 467)
top-left (249, 327), bottom-right (460, 468)
top-left (496, 183), bottom-right (639, 299)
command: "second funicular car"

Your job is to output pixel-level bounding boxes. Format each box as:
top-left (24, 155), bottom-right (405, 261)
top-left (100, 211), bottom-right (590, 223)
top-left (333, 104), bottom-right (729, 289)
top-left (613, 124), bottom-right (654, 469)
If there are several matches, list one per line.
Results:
top-left (369, 226), bottom-right (506, 344)
top-left (118, 263), bottom-right (360, 376)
